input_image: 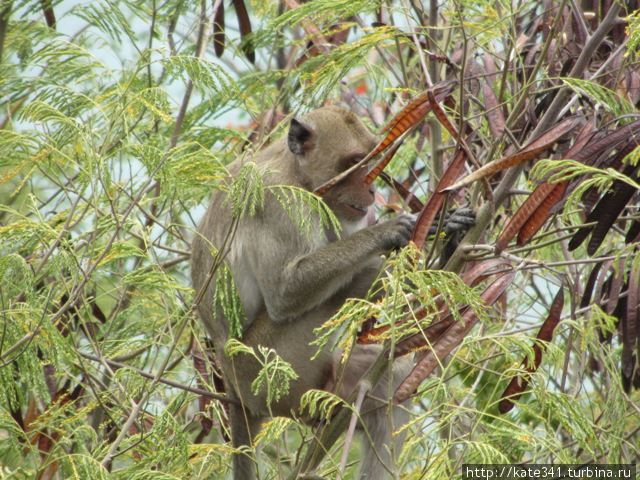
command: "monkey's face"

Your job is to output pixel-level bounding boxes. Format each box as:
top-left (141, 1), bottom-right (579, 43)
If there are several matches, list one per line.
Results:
top-left (287, 107), bottom-right (378, 222)
top-left (322, 163), bottom-right (375, 222)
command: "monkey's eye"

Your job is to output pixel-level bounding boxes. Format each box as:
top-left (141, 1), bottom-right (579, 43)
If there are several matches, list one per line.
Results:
top-left (340, 154), bottom-right (365, 171)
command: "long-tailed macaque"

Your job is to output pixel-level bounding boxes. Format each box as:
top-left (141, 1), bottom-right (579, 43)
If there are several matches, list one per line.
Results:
top-left (192, 107), bottom-right (417, 480)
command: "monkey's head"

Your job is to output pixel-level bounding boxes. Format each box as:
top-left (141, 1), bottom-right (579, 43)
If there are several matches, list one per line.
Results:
top-left (287, 107), bottom-right (377, 223)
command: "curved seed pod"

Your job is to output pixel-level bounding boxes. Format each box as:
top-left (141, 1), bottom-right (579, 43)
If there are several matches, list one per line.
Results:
top-left (586, 170), bottom-right (639, 255)
top-left (626, 259), bottom-right (639, 369)
top-left (496, 183), bottom-right (557, 252)
top-left (605, 259), bottom-right (625, 315)
top-left (568, 216), bottom-right (595, 251)
top-left (379, 172), bottom-right (424, 213)
top-left (568, 124), bottom-right (640, 251)
top-left (621, 296), bottom-right (634, 392)
top-left (381, 81), bottom-right (455, 134)
top-left (497, 122), bottom-right (595, 251)
top-left (461, 258), bottom-right (513, 287)
top-left (428, 88), bottom-right (460, 141)
top-left (570, 165), bottom-right (637, 254)
top-left (42, 0), bottom-right (56, 29)
top-left (574, 119), bottom-right (640, 163)
top-left (593, 260), bottom-right (615, 310)
top-left (393, 314), bottom-right (458, 358)
top-left (213, 0), bottom-right (225, 57)
top-left (398, 258), bottom-right (510, 352)
top-left (394, 270), bottom-right (514, 403)
top-left (566, 121), bottom-right (597, 161)
top-left (232, 0), bottom-right (254, 63)
top-left (392, 259), bottom-right (512, 356)
top-left (412, 147), bottom-right (468, 248)
top-left (483, 90), bottom-right (505, 138)
top-left (316, 81), bottom-right (455, 194)
top-left (444, 117), bottom-right (579, 192)
top-left (580, 261), bottom-right (604, 309)
top-left (364, 141), bottom-right (402, 185)
top-left (626, 221), bottom-right (640, 244)
top-left (517, 181), bottom-right (568, 246)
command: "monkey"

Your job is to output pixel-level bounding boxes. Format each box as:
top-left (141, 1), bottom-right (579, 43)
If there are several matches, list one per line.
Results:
top-left (191, 107), bottom-right (472, 479)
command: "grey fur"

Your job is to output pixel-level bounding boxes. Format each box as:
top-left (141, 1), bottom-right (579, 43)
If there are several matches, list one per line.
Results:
top-left (192, 107), bottom-right (413, 479)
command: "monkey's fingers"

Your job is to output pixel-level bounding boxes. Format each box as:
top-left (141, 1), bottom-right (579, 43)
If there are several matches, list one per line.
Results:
top-left (450, 206), bottom-right (476, 219)
top-left (444, 208), bottom-right (476, 234)
top-left (426, 208), bottom-right (475, 236)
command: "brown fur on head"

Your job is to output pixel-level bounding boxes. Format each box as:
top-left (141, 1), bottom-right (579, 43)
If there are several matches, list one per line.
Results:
top-left (287, 107), bottom-right (378, 222)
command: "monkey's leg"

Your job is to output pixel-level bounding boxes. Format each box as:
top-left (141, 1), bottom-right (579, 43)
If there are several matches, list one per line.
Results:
top-left (359, 351), bottom-right (412, 480)
top-left (328, 345), bottom-right (412, 480)
top-left (359, 400), bottom-right (409, 480)
top-left (229, 400), bottom-right (261, 480)
top-left (290, 348), bottom-right (373, 480)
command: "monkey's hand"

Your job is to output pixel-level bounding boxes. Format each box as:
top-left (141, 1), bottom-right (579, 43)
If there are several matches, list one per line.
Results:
top-left (429, 207), bottom-right (476, 236)
top-left (370, 214), bottom-right (417, 251)
top-left (433, 207), bottom-right (476, 267)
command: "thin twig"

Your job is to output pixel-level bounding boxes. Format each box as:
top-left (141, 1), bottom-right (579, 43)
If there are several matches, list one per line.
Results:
top-left (338, 382), bottom-right (370, 478)
top-left (79, 352), bottom-right (234, 404)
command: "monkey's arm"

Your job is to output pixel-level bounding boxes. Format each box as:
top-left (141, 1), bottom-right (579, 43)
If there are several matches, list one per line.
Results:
top-left (246, 215), bottom-right (413, 323)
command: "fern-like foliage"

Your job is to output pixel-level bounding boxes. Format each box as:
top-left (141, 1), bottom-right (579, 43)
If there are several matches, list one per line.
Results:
top-left (226, 161), bottom-right (266, 218)
top-left (225, 339), bottom-right (299, 407)
top-left (299, 389), bottom-right (345, 421)
top-left (0, 0), bottom-right (638, 477)
top-left (268, 184), bottom-right (341, 238)
top-left (561, 78), bottom-right (636, 117)
top-left (214, 262), bottom-right (246, 339)
top-left (532, 159), bottom-right (640, 214)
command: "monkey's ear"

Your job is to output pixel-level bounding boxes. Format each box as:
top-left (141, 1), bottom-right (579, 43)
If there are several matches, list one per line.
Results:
top-left (288, 118), bottom-right (315, 155)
